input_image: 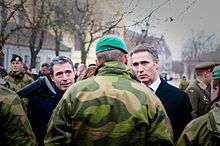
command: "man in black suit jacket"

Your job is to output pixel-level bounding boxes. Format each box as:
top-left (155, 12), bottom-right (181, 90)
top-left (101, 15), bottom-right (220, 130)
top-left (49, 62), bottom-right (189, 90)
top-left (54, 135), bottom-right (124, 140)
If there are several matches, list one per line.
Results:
top-left (130, 43), bottom-right (192, 142)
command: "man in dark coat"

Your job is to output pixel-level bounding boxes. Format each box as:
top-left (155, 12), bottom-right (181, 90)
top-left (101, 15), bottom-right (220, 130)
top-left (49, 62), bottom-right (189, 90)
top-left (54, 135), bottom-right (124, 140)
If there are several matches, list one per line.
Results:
top-left (27, 56), bottom-right (75, 146)
top-left (130, 43), bottom-right (192, 142)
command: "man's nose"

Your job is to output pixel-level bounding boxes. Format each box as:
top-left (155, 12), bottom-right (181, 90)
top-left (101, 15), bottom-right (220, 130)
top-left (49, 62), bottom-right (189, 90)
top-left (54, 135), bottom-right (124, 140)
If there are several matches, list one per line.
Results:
top-left (62, 73), bottom-right (69, 80)
top-left (137, 65), bottom-right (144, 72)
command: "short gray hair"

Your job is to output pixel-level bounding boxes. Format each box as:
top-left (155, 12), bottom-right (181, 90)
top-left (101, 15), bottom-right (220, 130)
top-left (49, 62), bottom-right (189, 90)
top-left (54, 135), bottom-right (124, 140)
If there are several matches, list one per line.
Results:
top-left (50, 56), bottom-right (74, 75)
top-left (129, 43), bottom-right (159, 60)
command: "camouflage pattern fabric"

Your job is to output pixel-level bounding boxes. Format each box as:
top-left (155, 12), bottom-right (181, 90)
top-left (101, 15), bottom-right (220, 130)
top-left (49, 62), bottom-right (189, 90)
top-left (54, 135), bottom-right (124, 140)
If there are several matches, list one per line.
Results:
top-left (186, 79), bottom-right (211, 119)
top-left (0, 76), bottom-right (10, 88)
top-left (5, 71), bottom-right (34, 92)
top-left (5, 71), bottom-right (34, 112)
top-left (0, 85), bottom-right (36, 146)
top-left (177, 101), bottom-right (220, 146)
top-left (179, 79), bottom-right (189, 91)
top-left (45, 61), bottom-right (173, 146)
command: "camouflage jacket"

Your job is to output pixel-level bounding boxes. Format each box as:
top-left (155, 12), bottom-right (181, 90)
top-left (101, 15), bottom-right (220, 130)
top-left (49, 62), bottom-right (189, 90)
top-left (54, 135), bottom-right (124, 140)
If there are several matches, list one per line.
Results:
top-left (0, 85), bottom-right (36, 146)
top-left (179, 79), bottom-right (189, 91)
top-left (177, 101), bottom-right (220, 146)
top-left (5, 71), bottom-right (34, 92)
top-left (186, 79), bottom-right (211, 119)
top-left (45, 61), bottom-right (173, 146)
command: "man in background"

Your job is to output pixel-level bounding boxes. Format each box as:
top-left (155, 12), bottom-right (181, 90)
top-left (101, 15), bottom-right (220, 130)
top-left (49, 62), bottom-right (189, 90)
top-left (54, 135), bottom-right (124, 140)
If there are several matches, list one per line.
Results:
top-left (5, 54), bottom-right (33, 92)
top-left (186, 62), bottom-right (217, 119)
top-left (179, 75), bottom-right (189, 91)
top-left (177, 65), bottom-right (220, 146)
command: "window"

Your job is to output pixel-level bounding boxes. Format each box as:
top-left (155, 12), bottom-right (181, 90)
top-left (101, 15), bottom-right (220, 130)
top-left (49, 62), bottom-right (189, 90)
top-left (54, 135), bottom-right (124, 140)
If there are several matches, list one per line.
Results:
top-left (35, 56), bottom-right (41, 71)
top-left (24, 55), bottom-right (30, 65)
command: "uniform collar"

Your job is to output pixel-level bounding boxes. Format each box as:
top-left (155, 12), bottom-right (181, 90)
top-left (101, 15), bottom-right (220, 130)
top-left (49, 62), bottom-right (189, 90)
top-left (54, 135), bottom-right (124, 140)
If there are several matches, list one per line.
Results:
top-left (95, 61), bottom-right (139, 81)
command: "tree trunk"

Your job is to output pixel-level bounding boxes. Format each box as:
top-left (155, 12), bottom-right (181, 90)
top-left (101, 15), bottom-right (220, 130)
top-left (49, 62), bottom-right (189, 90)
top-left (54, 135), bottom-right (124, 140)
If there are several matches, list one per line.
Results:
top-left (54, 29), bottom-right (62, 56)
top-left (30, 51), bottom-right (37, 69)
top-left (0, 48), bottom-right (4, 65)
top-left (79, 38), bottom-right (87, 64)
top-left (81, 46), bottom-right (87, 64)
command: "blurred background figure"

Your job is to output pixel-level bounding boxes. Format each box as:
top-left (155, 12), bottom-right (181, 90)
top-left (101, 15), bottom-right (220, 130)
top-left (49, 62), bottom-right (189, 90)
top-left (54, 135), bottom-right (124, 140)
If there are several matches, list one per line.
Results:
top-left (39, 63), bottom-right (50, 76)
top-left (177, 65), bottom-right (220, 146)
top-left (4, 55), bottom-right (34, 113)
top-left (179, 75), bottom-right (189, 91)
top-left (75, 63), bottom-right (87, 81)
top-left (39, 63), bottom-right (52, 82)
top-left (76, 64), bottom-right (97, 81)
top-left (5, 54), bottom-right (34, 92)
top-left (186, 62), bottom-right (217, 119)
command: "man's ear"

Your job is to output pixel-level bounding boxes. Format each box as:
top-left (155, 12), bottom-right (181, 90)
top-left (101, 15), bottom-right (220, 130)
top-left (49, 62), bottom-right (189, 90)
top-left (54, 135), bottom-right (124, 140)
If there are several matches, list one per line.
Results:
top-left (50, 75), bottom-right (54, 82)
top-left (123, 54), bottom-right (128, 65)
top-left (154, 59), bottom-right (160, 69)
top-left (95, 59), bottom-right (100, 66)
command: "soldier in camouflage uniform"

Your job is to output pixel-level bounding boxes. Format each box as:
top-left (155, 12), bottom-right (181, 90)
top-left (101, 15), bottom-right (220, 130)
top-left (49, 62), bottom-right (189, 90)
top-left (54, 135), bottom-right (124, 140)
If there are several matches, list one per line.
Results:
top-left (4, 55), bottom-right (34, 112)
top-left (186, 63), bottom-right (217, 119)
top-left (5, 55), bottom-right (34, 92)
top-left (0, 85), bottom-right (36, 146)
top-left (45, 35), bottom-right (174, 146)
top-left (179, 76), bottom-right (189, 91)
top-left (177, 65), bottom-right (220, 146)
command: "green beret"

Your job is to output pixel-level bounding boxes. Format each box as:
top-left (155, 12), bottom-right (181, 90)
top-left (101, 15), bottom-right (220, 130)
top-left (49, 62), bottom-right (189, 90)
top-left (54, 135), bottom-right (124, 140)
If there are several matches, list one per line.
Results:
top-left (212, 65), bottom-right (220, 79)
top-left (96, 35), bottom-right (128, 54)
top-left (10, 54), bottom-right (23, 63)
top-left (194, 62), bottom-right (217, 72)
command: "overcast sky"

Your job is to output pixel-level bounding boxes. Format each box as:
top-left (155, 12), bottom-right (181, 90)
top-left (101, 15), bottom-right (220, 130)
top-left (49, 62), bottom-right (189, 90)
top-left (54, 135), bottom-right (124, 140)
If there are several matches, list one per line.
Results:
top-left (123, 0), bottom-right (220, 60)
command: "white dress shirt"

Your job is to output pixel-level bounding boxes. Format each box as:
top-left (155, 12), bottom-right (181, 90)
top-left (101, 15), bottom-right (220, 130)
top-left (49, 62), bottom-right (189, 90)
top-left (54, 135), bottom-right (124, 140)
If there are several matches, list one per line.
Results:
top-left (149, 76), bottom-right (161, 92)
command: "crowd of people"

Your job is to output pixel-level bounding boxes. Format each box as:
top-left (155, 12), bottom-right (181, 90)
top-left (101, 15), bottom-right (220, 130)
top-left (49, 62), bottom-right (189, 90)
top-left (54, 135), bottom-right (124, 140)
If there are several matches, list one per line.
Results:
top-left (0, 35), bottom-right (220, 146)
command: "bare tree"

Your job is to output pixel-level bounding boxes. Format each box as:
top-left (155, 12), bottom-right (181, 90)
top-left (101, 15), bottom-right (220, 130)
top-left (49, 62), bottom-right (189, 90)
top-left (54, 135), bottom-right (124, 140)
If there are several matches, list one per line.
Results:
top-left (47, 1), bottom-right (64, 56)
top-left (182, 31), bottom-right (216, 78)
top-left (182, 31), bottom-right (215, 62)
top-left (0, 0), bottom-right (27, 64)
top-left (50, 0), bottom-right (126, 64)
top-left (21, 0), bottom-right (51, 69)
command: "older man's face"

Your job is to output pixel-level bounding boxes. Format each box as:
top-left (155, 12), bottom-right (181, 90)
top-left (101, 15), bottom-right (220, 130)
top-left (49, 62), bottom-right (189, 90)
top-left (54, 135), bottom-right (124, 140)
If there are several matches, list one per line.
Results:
top-left (51, 63), bottom-right (75, 91)
top-left (131, 51), bottom-right (159, 86)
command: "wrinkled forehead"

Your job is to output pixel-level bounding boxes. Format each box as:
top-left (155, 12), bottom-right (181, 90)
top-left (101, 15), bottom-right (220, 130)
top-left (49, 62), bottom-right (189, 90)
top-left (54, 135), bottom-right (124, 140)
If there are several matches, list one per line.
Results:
top-left (131, 51), bottom-right (154, 61)
top-left (52, 63), bottom-right (73, 73)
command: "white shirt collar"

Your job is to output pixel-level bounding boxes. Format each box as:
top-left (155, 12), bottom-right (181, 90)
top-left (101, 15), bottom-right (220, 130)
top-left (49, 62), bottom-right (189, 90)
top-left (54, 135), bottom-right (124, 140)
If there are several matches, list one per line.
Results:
top-left (149, 76), bottom-right (161, 92)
